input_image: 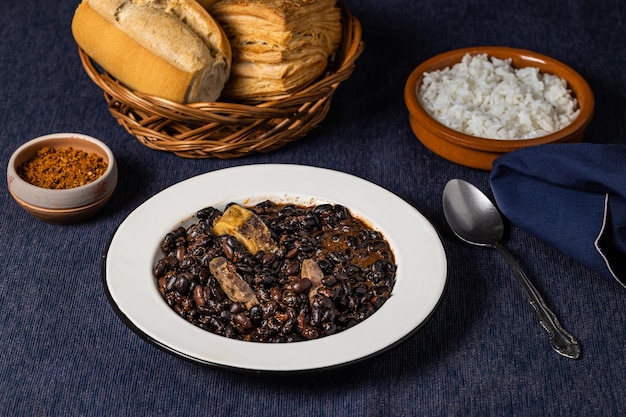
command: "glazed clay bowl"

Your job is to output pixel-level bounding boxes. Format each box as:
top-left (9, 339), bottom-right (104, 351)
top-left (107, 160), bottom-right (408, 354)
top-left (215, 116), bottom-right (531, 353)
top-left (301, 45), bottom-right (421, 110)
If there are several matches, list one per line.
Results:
top-left (7, 133), bottom-right (118, 224)
top-left (404, 46), bottom-right (595, 170)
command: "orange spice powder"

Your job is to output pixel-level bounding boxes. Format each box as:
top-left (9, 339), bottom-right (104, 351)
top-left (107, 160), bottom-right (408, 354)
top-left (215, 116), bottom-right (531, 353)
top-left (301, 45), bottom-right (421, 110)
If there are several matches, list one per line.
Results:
top-left (17, 146), bottom-right (108, 189)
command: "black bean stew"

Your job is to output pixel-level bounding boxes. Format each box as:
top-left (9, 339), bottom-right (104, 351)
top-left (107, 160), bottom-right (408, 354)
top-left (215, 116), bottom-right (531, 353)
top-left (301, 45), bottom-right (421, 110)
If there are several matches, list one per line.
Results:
top-left (153, 200), bottom-right (396, 343)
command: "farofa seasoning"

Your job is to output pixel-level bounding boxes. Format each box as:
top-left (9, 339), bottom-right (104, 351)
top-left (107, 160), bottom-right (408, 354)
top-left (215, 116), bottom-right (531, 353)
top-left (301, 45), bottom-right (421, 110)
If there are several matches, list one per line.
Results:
top-left (17, 146), bottom-right (108, 189)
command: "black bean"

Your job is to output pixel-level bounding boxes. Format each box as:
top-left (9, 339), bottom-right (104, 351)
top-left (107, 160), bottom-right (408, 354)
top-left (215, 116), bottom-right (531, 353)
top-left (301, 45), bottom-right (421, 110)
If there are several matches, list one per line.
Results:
top-left (346, 264), bottom-right (360, 276)
top-left (285, 260), bottom-right (300, 276)
top-left (319, 297), bottom-right (333, 309)
top-left (191, 246), bottom-right (205, 257)
top-left (355, 285), bottom-right (368, 296)
top-left (237, 265), bottom-right (254, 274)
top-left (291, 278), bottom-right (312, 294)
top-left (299, 325), bottom-right (319, 340)
top-left (285, 247), bottom-right (299, 259)
top-left (232, 313), bottom-right (253, 333)
top-left (313, 204), bottom-right (333, 216)
top-left (157, 277), bottom-right (167, 292)
top-left (282, 291), bottom-right (300, 308)
top-left (166, 275), bottom-right (177, 292)
top-left (210, 283), bottom-right (225, 302)
top-left (261, 300), bottom-right (278, 318)
top-left (193, 285), bottom-right (205, 307)
top-left (221, 239), bottom-right (235, 260)
top-left (328, 251), bottom-right (346, 265)
top-left (266, 316), bottom-right (283, 332)
top-left (249, 305), bottom-right (262, 326)
top-left (161, 233), bottom-right (176, 252)
top-left (311, 307), bottom-right (323, 325)
top-left (229, 302), bottom-right (242, 314)
top-left (197, 207), bottom-right (219, 220)
top-left (262, 252), bottom-right (276, 265)
top-left (179, 256), bottom-right (194, 270)
top-left (181, 297), bottom-right (193, 311)
top-left (321, 276), bottom-right (337, 287)
top-left (278, 205), bottom-right (296, 217)
top-left (198, 267), bottom-right (210, 283)
top-left (334, 205), bottom-right (350, 220)
top-left (321, 309), bottom-right (336, 323)
top-left (174, 275), bottom-right (190, 294)
top-left (154, 256), bottom-right (177, 277)
top-left (153, 263), bottom-right (165, 278)
top-left (302, 212), bottom-right (320, 228)
top-left (173, 304), bottom-right (185, 316)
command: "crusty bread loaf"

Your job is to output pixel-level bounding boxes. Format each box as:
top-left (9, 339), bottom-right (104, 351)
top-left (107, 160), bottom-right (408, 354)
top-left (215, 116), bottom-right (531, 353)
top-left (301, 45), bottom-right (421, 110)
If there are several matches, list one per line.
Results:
top-left (72, 0), bottom-right (231, 103)
top-left (209, 0), bottom-right (342, 102)
top-left (195, 0), bottom-right (220, 9)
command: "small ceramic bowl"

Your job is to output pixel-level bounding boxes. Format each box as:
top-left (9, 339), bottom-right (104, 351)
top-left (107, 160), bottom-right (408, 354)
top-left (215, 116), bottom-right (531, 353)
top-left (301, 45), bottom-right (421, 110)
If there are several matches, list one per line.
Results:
top-left (7, 133), bottom-right (118, 224)
top-left (404, 46), bottom-right (594, 170)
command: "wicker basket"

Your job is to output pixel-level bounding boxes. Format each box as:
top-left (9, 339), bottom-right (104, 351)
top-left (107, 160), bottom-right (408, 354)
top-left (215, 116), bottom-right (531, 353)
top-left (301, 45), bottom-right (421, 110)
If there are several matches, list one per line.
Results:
top-left (78, 3), bottom-right (363, 159)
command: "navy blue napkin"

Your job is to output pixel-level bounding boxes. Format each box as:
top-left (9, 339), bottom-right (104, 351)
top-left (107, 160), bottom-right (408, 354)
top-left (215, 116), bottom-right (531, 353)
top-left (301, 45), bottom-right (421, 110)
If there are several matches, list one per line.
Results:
top-left (490, 143), bottom-right (626, 287)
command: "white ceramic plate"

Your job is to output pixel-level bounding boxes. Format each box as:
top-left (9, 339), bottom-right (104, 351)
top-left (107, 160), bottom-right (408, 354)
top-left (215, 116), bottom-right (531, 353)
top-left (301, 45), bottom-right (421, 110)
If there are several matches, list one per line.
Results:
top-left (103, 164), bottom-right (447, 372)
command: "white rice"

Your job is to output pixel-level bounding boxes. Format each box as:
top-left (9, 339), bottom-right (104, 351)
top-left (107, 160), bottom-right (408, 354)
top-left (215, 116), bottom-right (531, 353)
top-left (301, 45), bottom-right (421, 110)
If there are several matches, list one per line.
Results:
top-left (417, 53), bottom-right (580, 139)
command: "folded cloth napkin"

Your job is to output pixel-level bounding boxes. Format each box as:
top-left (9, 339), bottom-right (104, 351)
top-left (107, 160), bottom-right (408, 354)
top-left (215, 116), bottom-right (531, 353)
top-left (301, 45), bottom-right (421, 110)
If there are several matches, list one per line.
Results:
top-left (490, 143), bottom-right (626, 287)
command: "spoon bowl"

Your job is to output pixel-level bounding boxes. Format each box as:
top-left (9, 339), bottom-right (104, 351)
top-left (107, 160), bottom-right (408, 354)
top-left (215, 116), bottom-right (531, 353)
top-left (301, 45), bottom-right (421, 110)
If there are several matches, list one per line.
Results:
top-left (442, 179), bottom-right (581, 359)
top-left (442, 179), bottom-right (504, 247)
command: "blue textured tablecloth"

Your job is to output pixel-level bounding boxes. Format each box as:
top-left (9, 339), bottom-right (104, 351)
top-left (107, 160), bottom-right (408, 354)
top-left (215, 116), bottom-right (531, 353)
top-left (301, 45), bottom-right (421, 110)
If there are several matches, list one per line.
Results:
top-left (1, 0), bottom-right (625, 416)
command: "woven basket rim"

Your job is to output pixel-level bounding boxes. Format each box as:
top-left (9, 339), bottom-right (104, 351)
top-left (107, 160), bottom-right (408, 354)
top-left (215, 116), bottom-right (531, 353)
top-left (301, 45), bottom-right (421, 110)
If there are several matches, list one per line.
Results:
top-left (77, 2), bottom-right (364, 158)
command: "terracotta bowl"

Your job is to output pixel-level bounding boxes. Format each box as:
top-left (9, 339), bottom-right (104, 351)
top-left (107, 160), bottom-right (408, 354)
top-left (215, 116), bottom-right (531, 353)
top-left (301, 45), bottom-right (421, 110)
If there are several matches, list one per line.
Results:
top-left (404, 46), bottom-right (595, 170)
top-left (7, 133), bottom-right (118, 224)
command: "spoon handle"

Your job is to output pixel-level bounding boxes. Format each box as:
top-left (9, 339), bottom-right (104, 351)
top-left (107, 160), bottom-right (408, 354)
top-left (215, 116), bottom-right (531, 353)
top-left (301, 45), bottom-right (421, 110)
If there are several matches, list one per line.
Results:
top-left (494, 243), bottom-right (581, 359)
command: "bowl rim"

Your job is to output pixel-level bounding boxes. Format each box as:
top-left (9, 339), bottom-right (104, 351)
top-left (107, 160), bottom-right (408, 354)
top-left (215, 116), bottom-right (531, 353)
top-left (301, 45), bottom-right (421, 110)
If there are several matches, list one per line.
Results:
top-left (404, 46), bottom-right (595, 152)
top-left (7, 132), bottom-right (118, 209)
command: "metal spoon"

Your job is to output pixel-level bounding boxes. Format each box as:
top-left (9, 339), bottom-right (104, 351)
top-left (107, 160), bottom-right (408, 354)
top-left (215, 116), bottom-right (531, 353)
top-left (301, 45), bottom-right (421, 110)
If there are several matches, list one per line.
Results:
top-left (442, 179), bottom-right (581, 359)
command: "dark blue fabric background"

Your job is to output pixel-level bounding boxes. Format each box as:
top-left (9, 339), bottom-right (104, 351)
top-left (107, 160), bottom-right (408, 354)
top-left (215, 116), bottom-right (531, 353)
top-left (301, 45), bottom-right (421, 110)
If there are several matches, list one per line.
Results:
top-left (1, 0), bottom-right (625, 416)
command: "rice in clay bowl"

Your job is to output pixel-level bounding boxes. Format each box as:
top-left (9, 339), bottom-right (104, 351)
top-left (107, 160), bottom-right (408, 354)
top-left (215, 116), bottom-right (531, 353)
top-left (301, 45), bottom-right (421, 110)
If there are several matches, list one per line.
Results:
top-left (404, 46), bottom-right (594, 170)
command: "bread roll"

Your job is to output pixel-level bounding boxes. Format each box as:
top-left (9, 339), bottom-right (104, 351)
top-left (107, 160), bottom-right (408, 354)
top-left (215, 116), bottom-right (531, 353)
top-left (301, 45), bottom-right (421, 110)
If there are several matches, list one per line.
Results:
top-left (209, 0), bottom-right (342, 102)
top-left (195, 0), bottom-right (220, 8)
top-left (72, 0), bottom-right (231, 103)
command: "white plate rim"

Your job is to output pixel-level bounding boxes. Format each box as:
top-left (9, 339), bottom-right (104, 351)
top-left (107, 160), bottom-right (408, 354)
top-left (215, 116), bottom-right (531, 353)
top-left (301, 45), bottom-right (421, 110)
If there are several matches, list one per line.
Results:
top-left (102, 164), bottom-right (447, 372)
